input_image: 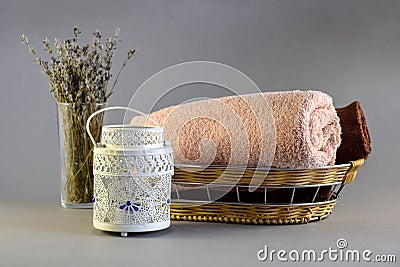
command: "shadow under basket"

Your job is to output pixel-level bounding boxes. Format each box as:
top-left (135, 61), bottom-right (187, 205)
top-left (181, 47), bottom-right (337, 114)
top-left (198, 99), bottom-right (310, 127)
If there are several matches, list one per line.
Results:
top-left (170, 159), bottom-right (364, 225)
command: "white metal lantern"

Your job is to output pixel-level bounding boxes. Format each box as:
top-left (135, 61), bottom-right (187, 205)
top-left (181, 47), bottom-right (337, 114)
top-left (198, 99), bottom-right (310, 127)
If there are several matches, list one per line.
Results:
top-left (86, 107), bottom-right (174, 237)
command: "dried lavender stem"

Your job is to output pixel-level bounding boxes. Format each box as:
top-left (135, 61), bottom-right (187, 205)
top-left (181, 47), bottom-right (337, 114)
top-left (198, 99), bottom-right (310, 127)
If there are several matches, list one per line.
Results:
top-left (22, 26), bottom-right (135, 205)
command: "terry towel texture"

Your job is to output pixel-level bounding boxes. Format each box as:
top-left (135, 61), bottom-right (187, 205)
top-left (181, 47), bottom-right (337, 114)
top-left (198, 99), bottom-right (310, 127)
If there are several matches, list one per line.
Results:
top-left (335, 101), bottom-right (372, 164)
top-left (132, 90), bottom-right (341, 168)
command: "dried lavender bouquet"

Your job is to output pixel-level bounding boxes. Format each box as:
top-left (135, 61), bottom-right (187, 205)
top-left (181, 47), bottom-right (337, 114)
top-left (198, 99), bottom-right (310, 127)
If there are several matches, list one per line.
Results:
top-left (21, 26), bottom-right (135, 206)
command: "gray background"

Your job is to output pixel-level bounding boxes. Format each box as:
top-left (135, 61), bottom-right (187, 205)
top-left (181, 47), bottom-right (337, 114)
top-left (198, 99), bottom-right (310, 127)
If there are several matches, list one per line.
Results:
top-left (0, 0), bottom-right (399, 266)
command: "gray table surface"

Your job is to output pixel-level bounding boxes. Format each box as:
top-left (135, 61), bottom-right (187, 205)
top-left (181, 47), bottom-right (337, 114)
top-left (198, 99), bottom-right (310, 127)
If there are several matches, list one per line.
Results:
top-left (1, 161), bottom-right (399, 267)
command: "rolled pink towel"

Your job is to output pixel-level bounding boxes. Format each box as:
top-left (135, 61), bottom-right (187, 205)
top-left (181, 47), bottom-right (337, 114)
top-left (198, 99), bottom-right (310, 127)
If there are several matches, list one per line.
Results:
top-left (131, 90), bottom-right (341, 168)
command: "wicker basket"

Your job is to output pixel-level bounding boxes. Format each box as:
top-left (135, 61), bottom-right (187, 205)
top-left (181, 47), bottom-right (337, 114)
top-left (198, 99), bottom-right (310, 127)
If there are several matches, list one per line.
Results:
top-left (170, 159), bottom-right (364, 224)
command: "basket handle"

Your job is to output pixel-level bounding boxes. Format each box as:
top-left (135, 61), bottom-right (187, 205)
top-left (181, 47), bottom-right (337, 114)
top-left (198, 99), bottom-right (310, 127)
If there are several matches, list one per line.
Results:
top-left (86, 106), bottom-right (160, 147)
top-left (343, 158), bottom-right (364, 185)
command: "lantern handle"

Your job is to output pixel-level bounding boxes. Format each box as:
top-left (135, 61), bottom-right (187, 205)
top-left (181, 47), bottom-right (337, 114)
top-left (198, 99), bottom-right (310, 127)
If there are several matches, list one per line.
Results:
top-left (86, 106), bottom-right (161, 147)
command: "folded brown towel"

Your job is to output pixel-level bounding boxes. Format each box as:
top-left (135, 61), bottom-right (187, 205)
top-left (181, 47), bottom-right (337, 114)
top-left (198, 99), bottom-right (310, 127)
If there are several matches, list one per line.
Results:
top-left (335, 101), bottom-right (372, 163)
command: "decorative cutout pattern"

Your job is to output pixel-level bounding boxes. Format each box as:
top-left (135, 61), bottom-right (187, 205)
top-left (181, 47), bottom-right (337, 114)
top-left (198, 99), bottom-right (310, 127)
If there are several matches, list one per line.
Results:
top-left (93, 152), bottom-right (173, 225)
top-left (101, 127), bottom-right (164, 148)
top-left (93, 153), bottom-right (173, 175)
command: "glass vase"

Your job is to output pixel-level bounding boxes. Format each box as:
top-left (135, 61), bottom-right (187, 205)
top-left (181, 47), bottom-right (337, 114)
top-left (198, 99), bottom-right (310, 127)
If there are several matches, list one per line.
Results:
top-left (57, 102), bottom-right (106, 208)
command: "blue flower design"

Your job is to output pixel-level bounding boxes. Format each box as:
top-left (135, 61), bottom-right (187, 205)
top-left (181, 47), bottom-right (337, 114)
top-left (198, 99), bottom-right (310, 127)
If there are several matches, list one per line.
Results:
top-left (119, 200), bottom-right (141, 212)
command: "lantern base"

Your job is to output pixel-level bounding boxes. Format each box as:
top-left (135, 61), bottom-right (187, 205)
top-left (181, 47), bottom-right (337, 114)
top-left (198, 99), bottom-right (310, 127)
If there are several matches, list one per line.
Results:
top-left (93, 220), bottom-right (170, 234)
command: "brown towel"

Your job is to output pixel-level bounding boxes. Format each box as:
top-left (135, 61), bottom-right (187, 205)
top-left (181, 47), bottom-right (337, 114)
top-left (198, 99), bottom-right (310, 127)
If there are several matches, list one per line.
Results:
top-left (335, 101), bottom-right (372, 163)
top-left (132, 90), bottom-right (341, 168)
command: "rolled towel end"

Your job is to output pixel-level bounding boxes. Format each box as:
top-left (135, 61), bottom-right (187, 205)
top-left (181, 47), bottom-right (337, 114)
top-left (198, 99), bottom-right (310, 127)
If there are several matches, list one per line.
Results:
top-left (270, 90), bottom-right (341, 168)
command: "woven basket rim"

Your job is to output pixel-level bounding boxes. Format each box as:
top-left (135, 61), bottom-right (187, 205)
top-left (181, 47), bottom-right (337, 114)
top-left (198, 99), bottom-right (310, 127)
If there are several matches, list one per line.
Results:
top-left (175, 162), bottom-right (351, 171)
top-left (173, 159), bottom-right (364, 186)
top-left (171, 198), bottom-right (338, 207)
